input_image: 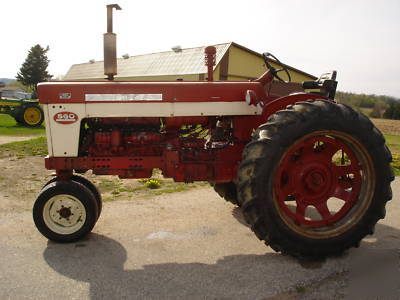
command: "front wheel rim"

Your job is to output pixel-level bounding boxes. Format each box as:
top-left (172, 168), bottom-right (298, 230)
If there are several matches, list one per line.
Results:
top-left (273, 130), bottom-right (375, 239)
top-left (43, 194), bottom-right (87, 235)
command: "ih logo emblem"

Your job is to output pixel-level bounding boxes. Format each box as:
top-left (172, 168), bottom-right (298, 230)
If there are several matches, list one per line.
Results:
top-left (54, 112), bottom-right (79, 124)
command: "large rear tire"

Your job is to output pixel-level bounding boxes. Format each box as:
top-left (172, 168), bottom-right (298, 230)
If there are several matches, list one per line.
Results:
top-left (238, 100), bottom-right (394, 258)
top-left (212, 182), bottom-right (239, 206)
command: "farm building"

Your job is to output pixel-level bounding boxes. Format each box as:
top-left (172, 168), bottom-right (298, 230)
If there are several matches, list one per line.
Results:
top-left (64, 42), bottom-right (316, 84)
top-left (0, 86), bottom-right (32, 99)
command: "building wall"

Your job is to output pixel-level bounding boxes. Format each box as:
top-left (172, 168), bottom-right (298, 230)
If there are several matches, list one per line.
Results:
top-left (227, 46), bottom-right (265, 80)
top-left (213, 65), bottom-right (220, 81)
top-left (227, 45), bottom-right (314, 83)
top-left (0, 88), bottom-right (31, 99)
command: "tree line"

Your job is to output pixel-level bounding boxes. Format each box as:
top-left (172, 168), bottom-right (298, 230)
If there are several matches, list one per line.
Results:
top-left (335, 91), bottom-right (400, 119)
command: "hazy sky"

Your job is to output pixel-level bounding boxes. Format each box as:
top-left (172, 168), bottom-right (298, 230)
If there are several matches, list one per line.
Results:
top-left (1, 0), bottom-right (399, 97)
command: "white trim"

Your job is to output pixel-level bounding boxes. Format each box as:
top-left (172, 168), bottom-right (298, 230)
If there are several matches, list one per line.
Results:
top-left (43, 106), bottom-right (53, 156)
top-left (86, 101), bottom-right (261, 117)
top-left (85, 94), bottom-right (163, 101)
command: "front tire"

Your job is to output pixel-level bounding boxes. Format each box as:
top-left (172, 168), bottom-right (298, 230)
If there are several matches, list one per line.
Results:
top-left (42, 175), bottom-right (102, 220)
top-left (238, 100), bottom-right (394, 258)
top-left (33, 181), bottom-right (98, 242)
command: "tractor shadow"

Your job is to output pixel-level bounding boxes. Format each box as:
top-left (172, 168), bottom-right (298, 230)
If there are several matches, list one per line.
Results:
top-left (43, 220), bottom-right (400, 299)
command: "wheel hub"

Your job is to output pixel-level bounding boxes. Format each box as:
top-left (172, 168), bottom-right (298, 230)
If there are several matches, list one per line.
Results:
top-left (24, 107), bottom-right (41, 125)
top-left (58, 207), bottom-right (72, 219)
top-left (305, 171), bottom-right (324, 188)
top-left (300, 164), bottom-right (332, 203)
top-left (42, 194), bottom-right (87, 235)
top-left (274, 134), bottom-right (363, 229)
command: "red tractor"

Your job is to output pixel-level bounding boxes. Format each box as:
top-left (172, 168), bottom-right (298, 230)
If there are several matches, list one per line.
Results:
top-left (33, 5), bottom-right (393, 258)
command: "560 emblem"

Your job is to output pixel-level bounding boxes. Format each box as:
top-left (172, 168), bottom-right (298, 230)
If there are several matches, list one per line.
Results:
top-left (54, 112), bottom-right (79, 124)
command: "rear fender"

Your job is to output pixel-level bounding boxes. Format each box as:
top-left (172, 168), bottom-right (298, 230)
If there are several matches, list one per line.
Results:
top-left (262, 93), bottom-right (331, 119)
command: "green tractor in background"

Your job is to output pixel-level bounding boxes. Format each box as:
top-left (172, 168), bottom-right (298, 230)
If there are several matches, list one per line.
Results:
top-left (0, 83), bottom-right (44, 127)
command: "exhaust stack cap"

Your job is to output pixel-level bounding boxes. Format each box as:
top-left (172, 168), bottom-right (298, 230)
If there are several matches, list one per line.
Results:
top-left (104, 4), bottom-right (122, 81)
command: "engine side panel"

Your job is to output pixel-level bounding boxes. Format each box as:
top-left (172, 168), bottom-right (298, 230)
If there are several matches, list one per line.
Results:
top-left (46, 104), bottom-right (86, 156)
top-left (45, 100), bottom-right (262, 157)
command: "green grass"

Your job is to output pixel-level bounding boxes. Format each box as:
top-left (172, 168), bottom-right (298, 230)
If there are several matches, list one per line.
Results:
top-left (295, 285), bottom-right (306, 293)
top-left (97, 178), bottom-right (123, 193)
top-left (0, 136), bottom-right (47, 158)
top-left (0, 114), bottom-right (45, 136)
top-left (99, 175), bottom-right (208, 202)
top-left (391, 155), bottom-right (400, 176)
top-left (359, 107), bottom-right (373, 116)
top-left (138, 178), bottom-right (162, 189)
top-left (384, 134), bottom-right (400, 176)
top-left (142, 181), bottom-right (208, 197)
top-left (384, 134), bottom-right (400, 155)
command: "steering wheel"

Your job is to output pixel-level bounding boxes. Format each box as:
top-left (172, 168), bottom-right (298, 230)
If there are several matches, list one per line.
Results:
top-left (262, 52), bottom-right (291, 83)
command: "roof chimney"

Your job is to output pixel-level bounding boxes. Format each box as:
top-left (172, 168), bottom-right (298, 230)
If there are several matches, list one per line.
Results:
top-left (171, 46), bottom-right (182, 53)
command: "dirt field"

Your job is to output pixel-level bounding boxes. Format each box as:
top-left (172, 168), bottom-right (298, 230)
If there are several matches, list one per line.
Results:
top-left (371, 118), bottom-right (400, 135)
top-left (0, 154), bottom-right (206, 216)
top-left (0, 156), bottom-right (50, 214)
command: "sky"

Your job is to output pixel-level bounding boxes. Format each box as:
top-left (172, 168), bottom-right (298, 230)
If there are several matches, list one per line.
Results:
top-left (1, 0), bottom-right (399, 97)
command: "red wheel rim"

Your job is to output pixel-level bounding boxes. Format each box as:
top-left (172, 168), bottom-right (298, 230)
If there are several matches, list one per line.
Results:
top-left (273, 131), bottom-right (374, 238)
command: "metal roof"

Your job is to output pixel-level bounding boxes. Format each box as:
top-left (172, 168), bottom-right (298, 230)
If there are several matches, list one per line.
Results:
top-left (64, 43), bottom-right (231, 80)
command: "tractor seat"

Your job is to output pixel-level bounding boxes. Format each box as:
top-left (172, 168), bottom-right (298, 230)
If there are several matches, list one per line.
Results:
top-left (302, 71), bottom-right (338, 99)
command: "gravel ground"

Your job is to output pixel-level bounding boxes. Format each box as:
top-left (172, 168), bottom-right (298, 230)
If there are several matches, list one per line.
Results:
top-left (0, 133), bottom-right (398, 299)
top-left (0, 177), bottom-right (399, 299)
top-left (0, 135), bottom-right (40, 144)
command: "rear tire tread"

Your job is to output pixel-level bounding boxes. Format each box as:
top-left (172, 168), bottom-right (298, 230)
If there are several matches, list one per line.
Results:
top-left (238, 100), bottom-right (394, 258)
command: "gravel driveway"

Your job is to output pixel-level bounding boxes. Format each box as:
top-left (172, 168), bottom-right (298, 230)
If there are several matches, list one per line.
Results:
top-left (0, 135), bottom-right (39, 144)
top-left (0, 178), bottom-right (399, 299)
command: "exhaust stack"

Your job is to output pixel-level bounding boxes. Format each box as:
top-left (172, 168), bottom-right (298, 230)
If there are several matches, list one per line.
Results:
top-left (204, 46), bottom-right (216, 81)
top-left (104, 4), bottom-right (122, 81)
